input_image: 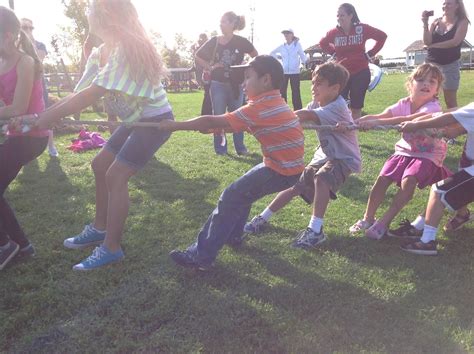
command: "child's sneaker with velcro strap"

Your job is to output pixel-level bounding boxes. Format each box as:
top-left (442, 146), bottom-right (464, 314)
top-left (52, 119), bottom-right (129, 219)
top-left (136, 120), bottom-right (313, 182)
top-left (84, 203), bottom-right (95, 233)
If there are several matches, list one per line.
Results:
top-left (64, 224), bottom-right (106, 249)
top-left (400, 239), bottom-right (438, 256)
top-left (387, 219), bottom-right (423, 239)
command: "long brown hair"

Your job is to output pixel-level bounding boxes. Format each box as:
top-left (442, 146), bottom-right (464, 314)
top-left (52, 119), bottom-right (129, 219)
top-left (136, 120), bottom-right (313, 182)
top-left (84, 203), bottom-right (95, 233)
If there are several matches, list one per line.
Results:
top-left (0, 6), bottom-right (42, 77)
top-left (455, 0), bottom-right (470, 24)
top-left (92, 0), bottom-right (166, 84)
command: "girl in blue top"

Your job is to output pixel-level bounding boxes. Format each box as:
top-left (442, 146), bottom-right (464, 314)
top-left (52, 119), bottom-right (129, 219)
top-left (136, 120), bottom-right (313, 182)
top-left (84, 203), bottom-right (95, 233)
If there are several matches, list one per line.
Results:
top-left (17, 0), bottom-right (173, 271)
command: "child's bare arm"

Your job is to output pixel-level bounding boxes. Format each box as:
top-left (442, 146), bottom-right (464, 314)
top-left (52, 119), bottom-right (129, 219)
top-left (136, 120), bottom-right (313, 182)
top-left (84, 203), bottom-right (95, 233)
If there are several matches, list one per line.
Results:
top-left (439, 123), bottom-right (466, 138)
top-left (400, 112), bottom-right (459, 132)
top-left (157, 115), bottom-right (231, 132)
top-left (295, 109), bottom-right (320, 124)
top-left (358, 108), bottom-right (392, 123)
top-left (359, 111), bottom-right (428, 130)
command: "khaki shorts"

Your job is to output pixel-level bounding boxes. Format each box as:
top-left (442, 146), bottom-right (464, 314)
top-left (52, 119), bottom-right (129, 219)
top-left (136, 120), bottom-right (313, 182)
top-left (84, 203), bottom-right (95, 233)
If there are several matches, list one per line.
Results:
top-left (294, 160), bottom-right (352, 204)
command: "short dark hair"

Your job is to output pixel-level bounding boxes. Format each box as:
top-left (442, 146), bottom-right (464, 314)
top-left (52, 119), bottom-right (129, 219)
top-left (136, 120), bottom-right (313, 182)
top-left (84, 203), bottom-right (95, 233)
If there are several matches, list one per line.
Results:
top-left (231, 55), bottom-right (284, 89)
top-left (313, 62), bottom-right (349, 94)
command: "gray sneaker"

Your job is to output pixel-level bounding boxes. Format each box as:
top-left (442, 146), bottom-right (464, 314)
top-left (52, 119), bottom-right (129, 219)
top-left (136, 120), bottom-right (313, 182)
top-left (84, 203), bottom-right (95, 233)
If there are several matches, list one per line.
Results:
top-left (292, 228), bottom-right (327, 249)
top-left (64, 224), bottom-right (106, 249)
top-left (244, 215), bottom-right (268, 234)
top-left (0, 241), bottom-right (20, 270)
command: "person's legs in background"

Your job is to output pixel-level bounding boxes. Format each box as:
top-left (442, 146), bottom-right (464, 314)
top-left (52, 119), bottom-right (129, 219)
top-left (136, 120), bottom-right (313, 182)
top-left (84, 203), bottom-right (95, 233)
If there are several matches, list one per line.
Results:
top-left (210, 81), bottom-right (229, 155)
top-left (289, 74), bottom-right (302, 110)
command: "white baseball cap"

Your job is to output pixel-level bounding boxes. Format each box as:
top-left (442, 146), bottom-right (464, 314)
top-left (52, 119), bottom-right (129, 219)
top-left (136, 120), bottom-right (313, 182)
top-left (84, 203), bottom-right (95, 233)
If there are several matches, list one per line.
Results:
top-left (281, 28), bottom-right (294, 34)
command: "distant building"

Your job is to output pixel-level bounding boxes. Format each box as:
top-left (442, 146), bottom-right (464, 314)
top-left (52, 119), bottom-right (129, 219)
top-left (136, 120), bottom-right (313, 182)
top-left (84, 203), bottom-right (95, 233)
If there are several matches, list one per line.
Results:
top-left (404, 39), bottom-right (473, 67)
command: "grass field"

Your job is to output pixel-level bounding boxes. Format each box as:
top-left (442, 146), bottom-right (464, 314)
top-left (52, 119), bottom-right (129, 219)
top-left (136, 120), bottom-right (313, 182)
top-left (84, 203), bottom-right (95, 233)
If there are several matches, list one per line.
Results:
top-left (1, 72), bottom-right (473, 353)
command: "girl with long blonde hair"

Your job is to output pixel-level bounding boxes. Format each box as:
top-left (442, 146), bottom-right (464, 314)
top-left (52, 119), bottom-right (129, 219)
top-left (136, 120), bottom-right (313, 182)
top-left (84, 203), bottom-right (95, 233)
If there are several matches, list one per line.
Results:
top-left (17, 0), bottom-right (174, 271)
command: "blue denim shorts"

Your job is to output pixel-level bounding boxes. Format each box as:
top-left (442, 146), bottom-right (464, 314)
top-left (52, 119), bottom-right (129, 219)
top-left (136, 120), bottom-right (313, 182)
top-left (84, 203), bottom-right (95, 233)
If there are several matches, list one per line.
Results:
top-left (105, 111), bottom-right (174, 170)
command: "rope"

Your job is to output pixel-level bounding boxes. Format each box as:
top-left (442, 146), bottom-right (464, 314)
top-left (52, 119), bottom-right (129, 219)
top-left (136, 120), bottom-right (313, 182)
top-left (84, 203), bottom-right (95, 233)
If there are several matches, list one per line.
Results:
top-left (1, 117), bottom-right (403, 132)
top-left (2, 118), bottom-right (442, 138)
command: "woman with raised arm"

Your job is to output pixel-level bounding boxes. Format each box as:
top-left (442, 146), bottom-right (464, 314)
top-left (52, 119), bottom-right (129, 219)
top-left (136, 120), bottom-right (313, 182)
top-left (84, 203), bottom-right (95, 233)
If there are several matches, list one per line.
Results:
top-left (422, 0), bottom-right (470, 109)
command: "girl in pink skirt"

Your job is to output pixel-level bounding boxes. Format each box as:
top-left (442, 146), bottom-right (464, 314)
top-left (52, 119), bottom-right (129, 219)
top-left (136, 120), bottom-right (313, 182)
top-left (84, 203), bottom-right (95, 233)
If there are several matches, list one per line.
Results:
top-left (350, 63), bottom-right (451, 239)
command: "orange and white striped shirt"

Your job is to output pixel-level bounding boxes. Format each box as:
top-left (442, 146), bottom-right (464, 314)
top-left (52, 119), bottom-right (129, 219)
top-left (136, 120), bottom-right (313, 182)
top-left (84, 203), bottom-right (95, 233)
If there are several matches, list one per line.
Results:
top-left (226, 90), bottom-right (305, 176)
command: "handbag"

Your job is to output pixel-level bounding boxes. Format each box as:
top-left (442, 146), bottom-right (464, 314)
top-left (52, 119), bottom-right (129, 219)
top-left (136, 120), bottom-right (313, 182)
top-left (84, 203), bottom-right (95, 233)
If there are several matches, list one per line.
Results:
top-left (201, 37), bottom-right (219, 84)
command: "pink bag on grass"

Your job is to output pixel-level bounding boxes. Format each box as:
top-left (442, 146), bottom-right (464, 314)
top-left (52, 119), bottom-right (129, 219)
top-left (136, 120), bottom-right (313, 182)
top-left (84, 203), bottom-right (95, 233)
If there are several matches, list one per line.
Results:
top-left (68, 130), bottom-right (107, 153)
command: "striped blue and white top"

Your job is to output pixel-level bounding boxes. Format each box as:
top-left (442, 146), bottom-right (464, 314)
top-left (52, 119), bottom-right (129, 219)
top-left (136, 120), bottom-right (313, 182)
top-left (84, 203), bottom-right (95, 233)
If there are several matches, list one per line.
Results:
top-left (75, 46), bottom-right (172, 122)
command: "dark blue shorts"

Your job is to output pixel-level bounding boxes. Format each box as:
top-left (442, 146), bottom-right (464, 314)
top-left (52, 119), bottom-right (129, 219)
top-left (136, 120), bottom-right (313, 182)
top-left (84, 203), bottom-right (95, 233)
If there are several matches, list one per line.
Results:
top-left (105, 111), bottom-right (174, 170)
top-left (341, 67), bottom-right (370, 109)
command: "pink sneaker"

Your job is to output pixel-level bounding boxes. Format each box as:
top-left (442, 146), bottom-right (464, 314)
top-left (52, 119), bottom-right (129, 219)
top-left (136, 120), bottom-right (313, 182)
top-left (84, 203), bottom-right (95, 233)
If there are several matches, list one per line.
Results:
top-left (365, 222), bottom-right (387, 240)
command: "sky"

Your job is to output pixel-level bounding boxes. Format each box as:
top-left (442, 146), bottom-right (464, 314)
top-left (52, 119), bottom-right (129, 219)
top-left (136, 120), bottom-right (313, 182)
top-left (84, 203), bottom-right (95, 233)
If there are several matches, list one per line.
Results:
top-left (3, 0), bottom-right (473, 61)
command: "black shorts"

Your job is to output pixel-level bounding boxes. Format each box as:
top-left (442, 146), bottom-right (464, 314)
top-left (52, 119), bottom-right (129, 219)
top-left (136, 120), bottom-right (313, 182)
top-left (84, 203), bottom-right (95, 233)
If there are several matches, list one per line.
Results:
top-left (340, 68), bottom-right (370, 109)
top-left (433, 169), bottom-right (474, 211)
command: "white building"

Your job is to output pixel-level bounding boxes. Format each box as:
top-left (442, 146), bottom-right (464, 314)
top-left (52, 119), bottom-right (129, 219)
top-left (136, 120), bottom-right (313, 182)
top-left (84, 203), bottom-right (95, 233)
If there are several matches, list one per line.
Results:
top-left (404, 39), bottom-right (473, 67)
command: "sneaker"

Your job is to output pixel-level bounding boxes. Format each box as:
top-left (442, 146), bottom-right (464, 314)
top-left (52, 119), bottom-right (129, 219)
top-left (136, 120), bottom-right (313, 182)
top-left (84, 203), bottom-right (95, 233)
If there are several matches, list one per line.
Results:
top-left (169, 250), bottom-right (212, 271)
top-left (236, 149), bottom-right (249, 156)
top-left (365, 222), bottom-right (387, 240)
top-left (400, 239), bottom-right (438, 256)
top-left (227, 234), bottom-right (246, 248)
top-left (15, 244), bottom-right (36, 260)
top-left (64, 224), bottom-right (106, 249)
top-left (48, 145), bottom-right (59, 157)
top-left (349, 219), bottom-right (373, 234)
top-left (387, 219), bottom-right (423, 239)
top-left (443, 211), bottom-right (473, 232)
top-left (243, 215), bottom-right (268, 234)
top-left (72, 245), bottom-right (124, 271)
top-left (292, 228), bottom-right (326, 249)
top-left (0, 241), bottom-right (19, 270)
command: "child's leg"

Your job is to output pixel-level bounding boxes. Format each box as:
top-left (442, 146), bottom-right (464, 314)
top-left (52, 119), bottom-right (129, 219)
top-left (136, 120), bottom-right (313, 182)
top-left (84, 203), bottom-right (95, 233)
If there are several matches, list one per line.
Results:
top-left (268, 187), bottom-right (300, 212)
top-left (47, 130), bottom-right (58, 157)
top-left (0, 137), bottom-right (47, 248)
top-left (102, 160), bottom-right (137, 253)
top-left (377, 176), bottom-right (417, 228)
top-left (193, 164), bottom-right (299, 264)
top-left (91, 148), bottom-right (116, 231)
top-left (364, 176), bottom-right (393, 222)
top-left (307, 175), bottom-right (331, 233)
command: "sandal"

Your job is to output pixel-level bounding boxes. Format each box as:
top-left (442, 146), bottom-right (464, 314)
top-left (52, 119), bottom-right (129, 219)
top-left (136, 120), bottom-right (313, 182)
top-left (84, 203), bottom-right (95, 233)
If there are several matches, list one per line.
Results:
top-left (349, 219), bottom-right (373, 234)
top-left (443, 210), bottom-right (473, 232)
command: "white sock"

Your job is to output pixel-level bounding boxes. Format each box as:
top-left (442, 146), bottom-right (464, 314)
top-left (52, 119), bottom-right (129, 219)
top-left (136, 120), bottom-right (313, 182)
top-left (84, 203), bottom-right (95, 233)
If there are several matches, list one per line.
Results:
top-left (260, 207), bottom-right (274, 221)
top-left (90, 225), bottom-right (106, 233)
top-left (308, 216), bottom-right (324, 233)
top-left (411, 215), bottom-right (425, 230)
top-left (420, 225), bottom-right (438, 243)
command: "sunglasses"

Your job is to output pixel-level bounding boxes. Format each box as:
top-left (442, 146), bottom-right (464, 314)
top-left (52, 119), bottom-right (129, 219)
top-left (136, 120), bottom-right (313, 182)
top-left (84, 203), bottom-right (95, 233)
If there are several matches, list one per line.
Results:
top-left (21, 25), bottom-right (34, 30)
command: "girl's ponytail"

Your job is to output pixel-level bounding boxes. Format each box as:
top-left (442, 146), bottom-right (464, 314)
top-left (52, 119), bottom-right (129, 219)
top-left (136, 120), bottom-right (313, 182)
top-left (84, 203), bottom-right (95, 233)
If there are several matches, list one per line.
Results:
top-left (17, 30), bottom-right (43, 76)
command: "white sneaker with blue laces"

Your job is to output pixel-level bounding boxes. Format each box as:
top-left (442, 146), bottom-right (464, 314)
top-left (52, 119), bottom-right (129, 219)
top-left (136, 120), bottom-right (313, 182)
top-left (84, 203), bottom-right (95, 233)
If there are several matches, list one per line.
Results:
top-left (243, 215), bottom-right (268, 234)
top-left (292, 228), bottom-right (327, 249)
top-left (73, 245), bottom-right (124, 271)
top-left (64, 224), bottom-right (106, 249)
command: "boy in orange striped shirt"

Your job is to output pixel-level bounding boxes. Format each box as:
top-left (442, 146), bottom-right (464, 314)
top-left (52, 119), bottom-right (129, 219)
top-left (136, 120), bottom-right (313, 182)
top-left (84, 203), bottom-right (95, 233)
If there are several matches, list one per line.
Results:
top-left (245, 62), bottom-right (362, 249)
top-left (158, 55), bottom-right (305, 270)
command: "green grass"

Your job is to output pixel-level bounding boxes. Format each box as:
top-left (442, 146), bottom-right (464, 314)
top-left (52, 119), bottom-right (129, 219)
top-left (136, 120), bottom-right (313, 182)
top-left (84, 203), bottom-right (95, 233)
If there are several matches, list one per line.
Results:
top-left (1, 72), bottom-right (473, 353)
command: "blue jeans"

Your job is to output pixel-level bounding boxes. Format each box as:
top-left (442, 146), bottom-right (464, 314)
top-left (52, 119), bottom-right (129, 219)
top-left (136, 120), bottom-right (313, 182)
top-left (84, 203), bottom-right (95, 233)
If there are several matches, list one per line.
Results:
top-left (187, 163), bottom-right (300, 264)
top-left (210, 80), bottom-right (246, 154)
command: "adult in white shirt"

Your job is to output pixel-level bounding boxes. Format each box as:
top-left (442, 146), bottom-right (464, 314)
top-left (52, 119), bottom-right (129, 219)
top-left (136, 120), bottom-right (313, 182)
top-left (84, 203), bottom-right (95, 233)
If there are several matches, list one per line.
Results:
top-left (270, 28), bottom-right (306, 110)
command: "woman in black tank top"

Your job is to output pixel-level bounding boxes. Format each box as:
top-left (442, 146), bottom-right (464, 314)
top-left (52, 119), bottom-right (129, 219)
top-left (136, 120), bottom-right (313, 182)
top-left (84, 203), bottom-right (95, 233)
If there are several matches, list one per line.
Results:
top-left (422, 0), bottom-right (470, 108)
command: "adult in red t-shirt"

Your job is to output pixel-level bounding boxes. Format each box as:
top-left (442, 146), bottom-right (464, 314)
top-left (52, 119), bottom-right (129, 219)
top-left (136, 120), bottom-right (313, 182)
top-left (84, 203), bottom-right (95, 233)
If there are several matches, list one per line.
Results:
top-left (320, 3), bottom-right (387, 120)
